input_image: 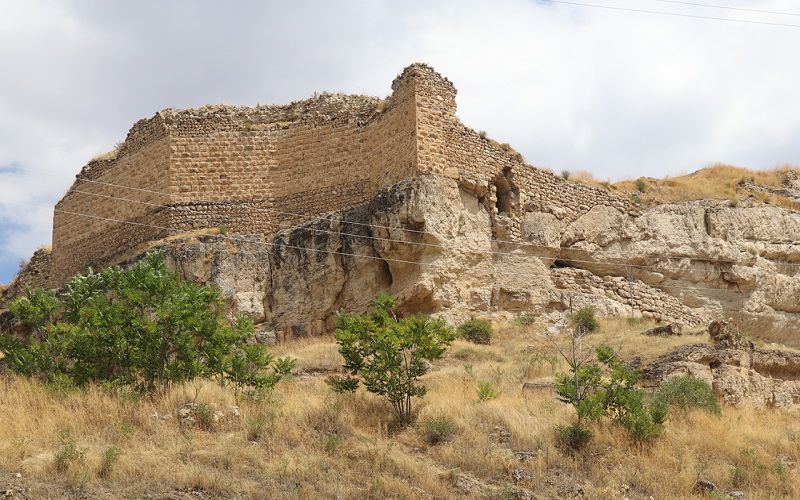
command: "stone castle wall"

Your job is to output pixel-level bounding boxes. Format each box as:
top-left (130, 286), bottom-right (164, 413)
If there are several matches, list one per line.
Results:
top-left (1, 248), bottom-right (52, 302)
top-left (52, 117), bottom-right (173, 284)
top-left (48, 67), bottom-right (423, 284)
top-left (46, 63), bottom-right (631, 288)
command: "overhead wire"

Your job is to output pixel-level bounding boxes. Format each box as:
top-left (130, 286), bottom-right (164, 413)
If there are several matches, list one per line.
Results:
top-left (2, 175), bottom-right (777, 277)
top-left (5, 164), bottom-right (800, 270)
top-left (3, 197), bottom-right (799, 301)
top-left (538, 0), bottom-right (800, 28)
top-left (651, 0), bottom-right (800, 18)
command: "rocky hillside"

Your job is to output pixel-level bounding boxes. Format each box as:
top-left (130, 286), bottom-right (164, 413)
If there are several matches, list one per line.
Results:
top-left (60, 168), bottom-right (799, 347)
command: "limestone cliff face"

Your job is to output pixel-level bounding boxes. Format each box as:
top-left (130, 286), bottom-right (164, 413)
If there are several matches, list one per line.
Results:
top-left (122, 174), bottom-right (800, 346)
top-left (547, 200), bottom-right (800, 344)
top-left (645, 321), bottom-right (800, 408)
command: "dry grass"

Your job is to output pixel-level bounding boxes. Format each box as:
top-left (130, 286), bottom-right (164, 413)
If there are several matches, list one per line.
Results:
top-left (91, 142), bottom-right (123, 162)
top-left (110, 228), bottom-right (224, 265)
top-left (569, 170), bottom-right (600, 183)
top-left (610, 163), bottom-right (800, 208)
top-left (1, 318), bottom-right (798, 499)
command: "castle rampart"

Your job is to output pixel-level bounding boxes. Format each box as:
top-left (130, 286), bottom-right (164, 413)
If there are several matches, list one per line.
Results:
top-left (46, 63), bottom-right (630, 287)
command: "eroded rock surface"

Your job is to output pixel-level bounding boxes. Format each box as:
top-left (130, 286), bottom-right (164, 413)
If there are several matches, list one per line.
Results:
top-left (101, 174), bottom-right (797, 347)
top-left (6, 173), bottom-right (800, 347)
top-left (645, 321), bottom-right (800, 408)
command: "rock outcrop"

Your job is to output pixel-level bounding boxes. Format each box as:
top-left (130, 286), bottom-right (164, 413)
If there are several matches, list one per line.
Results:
top-left (100, 173), bottom-right (800, 346)
top-left (645, 321), bottom-right (800, 408)
top-left (5, 64), bottom-right (800, 348)
top-left (6, 171), bottom-right (800, 346)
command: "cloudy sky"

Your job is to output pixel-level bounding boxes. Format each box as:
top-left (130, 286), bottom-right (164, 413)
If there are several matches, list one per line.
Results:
top-left (1, 0), bottom-right (799, 285)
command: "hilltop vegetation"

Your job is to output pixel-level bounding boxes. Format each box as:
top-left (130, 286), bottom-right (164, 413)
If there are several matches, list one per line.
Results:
top-left (575, 163), bottom-right (800, 209)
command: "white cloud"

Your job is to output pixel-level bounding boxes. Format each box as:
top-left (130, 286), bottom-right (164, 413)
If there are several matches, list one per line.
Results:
top-left (1, 0), bottom-right (800, 283)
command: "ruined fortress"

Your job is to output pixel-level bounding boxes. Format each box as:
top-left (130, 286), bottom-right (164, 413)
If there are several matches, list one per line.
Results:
top-left (10, 63), bottom-right (800, 346)
top-left (31, 63), bottom-right (628, 289)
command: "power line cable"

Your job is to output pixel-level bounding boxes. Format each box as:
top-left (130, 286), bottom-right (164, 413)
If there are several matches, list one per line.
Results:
top-left (538, 0), bottom-right (800, 28)
top-left (0, 177), bottom-right (780, 286)
top-left (3, 198), bottom-right (799, 300)
top-left (3, 176), bottom-right (773, 276)
top-left (652, 0), bottom-right (800, 18)
top-left (6, 164), bottom-right (798, 268)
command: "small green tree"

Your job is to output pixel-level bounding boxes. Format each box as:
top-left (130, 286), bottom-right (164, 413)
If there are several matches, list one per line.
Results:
top-left (594, 346), bottom-right (668, 441)
top-left (0, 250), bottom-right (291, 393)
top-left (553, 344), bottom-right (667, 443)
top-left (549, 307), bottom-right (603, 430)
top-left (327, 293), bottom-right (458, 424)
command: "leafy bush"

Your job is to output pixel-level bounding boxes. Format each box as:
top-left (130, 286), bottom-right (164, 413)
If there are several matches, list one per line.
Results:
top-left (567, 306), bottom-right (599, 335)
top-left (98, 446), bottom-right (120, 478)
top-left (1, 250), bottom-right (291, 393)
top-left (555, 424), bottom-right (593, 452)
top-left (655, 375), bottom-right (721, 415)
top-left (326, 293), bottom-right (458, 423)
top-left (594, 345), bottom-right (668, 441)
top-left (54, 432), bottom-right (86, 473)
top-left (421, 416), bottom-right (456, 445)
top-left (555, 345), bottom-right (668, 442)
top-left (525, 350), bottom-right (559, 376)
top-left (457, 319), bottom-right (493, 345)
top-left (512, 314), bottom-right (536, 327)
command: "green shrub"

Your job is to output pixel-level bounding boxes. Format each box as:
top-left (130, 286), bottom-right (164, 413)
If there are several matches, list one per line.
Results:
top-left (421, 416), bottom-right (456, 445)
top-left (635, 179), bottom-right (647, 192)
top-left (1, 250), bottom-right (292, 393)
top-left (567, 307), bottom-right (599, 335)
top-left (458, 319), bottom-right (493, 345)
top-left (98, 446), bottom-right (120, 478)
top-left (555, 424), bottom-right (593, 452)
top-left (193, 403), bottom-right (217, 431)
top-left (512, 314), bottom-right (536, 327)
top-left (321, 433), bottom-right (341, 455)
top-left (527, 350), bottom-right (558, 370)
top-left (54, 433), bottom-right (86, 473)
top-left (476, 380), bottom-right (501, 402)
top-left (655, 375), bottom-right (721, 415)
top-left (555, 345), bottom-right (667, 443)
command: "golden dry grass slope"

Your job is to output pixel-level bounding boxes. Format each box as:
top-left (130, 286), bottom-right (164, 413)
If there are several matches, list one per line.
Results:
top-left (1, 318), bottom-right (799, 499)
top-left (575, 163), bottom-right (800, 209)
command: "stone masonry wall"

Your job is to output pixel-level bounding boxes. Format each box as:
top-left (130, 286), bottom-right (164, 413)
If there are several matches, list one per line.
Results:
top-left (48, 68), bottom-right (424, 285)
top-left (439, 124), bottom-right (633, 241)
top-left (551, 267), bottom-right (706, 325)
top-left (405, 64), bottom-right (633, 242)
top-left (48, 63), bottom-right (633, 289)
top-left (51, 116), bottom-right (172, 285)
top-left (0, 248), bottom-right (52, 305)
